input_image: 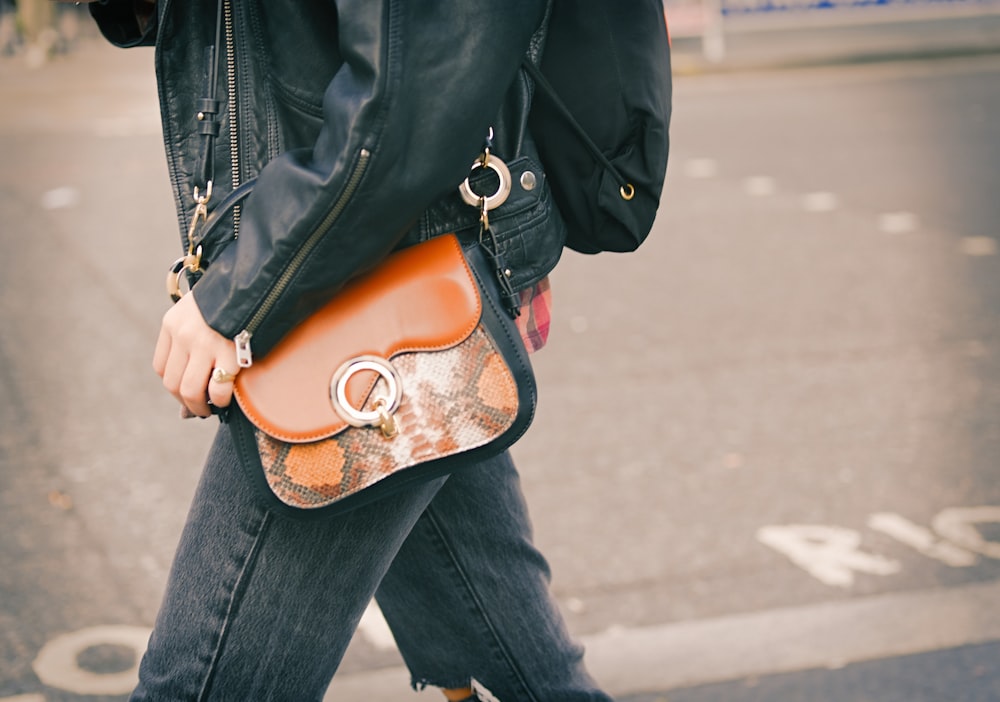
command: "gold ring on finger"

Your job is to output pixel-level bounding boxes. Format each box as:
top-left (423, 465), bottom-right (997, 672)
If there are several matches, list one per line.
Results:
top-left (211, 367), bottom-right (236, 384)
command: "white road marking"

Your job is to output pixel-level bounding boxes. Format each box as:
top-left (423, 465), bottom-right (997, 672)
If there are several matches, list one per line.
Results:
top-left (93, 115), bottom-right (162, 138)
top-left (325, 580), bottom-right (1000, 699)
top-left (32, 625), bottom-right (150, 695)
top-left (933, 506), bottom-right (1000, 560)
top-left (801, 191), bottom-right (839, 212)
top-left (569, 315), bottom-right (589, 334)
top-left (357, 602), bottom-right (398, 651)
top-left (960, 236), bottom-right (998, 256)
top-left (756, 524), bottom-right (901, 587)
top-left (868, 512), bottom-right (977, 567)
top-left (878, 211), bottom-right (919, 233)
top-left (743, 176), bottom-right (776, 196)
top-left (682, 158), bottom-right (718, 179)
top-left (40, 187), bottom-right (80, 211)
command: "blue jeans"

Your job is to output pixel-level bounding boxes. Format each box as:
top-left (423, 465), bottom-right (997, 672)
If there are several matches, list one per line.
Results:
top-left (131, 428), bottom-right (611, 701)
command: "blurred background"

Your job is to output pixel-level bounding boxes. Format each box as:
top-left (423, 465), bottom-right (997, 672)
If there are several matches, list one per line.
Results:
top-left (2, 1), bottom-right (1000, 700)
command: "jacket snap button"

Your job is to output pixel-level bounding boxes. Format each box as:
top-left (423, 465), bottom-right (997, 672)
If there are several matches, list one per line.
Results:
top-left (520, 171), bottom-right (537, 191)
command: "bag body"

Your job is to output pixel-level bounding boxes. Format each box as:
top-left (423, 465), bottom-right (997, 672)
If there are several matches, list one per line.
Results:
top-left (527, 0), bottom-right (672, 254)
top-left (226, 234), bottom-right (537, 520)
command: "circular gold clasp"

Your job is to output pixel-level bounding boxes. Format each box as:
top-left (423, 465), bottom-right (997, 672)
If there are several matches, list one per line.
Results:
top-left (459, 153), bottom-right (512, 212)
top-left (330, 356), bottom-right (403, 439)
top-left (166, 246), bottom-right (203, 303)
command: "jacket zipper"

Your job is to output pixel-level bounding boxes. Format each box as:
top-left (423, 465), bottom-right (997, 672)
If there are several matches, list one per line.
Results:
top-left (223, 0), bottom-right (241, 237)
top-left (175, 1), bottom-right (239, 265)
top-left (234, 148), bottom-right (372, 368)
top-left (223, 0), bottom-right (249, 368)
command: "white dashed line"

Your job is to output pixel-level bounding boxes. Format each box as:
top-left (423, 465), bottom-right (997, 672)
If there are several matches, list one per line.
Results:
top-left (801, 192), bottom-right (839, 212)
top-left (878, 211), bottom-right (919, 233)
top-left (743, 176), bottom-right (776, 196)
top-left (40, 187), bottom-right (81, 211)
top-left (682, 158), bottom-right (718, 179)
top-left (93, 115), bottom-right (162, 138)
top-left (960, 236), bottom-right (998, 256)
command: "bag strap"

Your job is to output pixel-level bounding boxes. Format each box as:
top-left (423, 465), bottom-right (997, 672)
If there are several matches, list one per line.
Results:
top-left (192, 0), bottom-right (227, 192)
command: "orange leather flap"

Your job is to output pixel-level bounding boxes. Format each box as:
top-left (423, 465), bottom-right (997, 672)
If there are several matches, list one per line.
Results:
top-left (233, 234), bottom-right (481, 442)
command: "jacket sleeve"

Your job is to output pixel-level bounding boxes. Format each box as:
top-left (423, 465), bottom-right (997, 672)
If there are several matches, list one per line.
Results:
top-left (190, 0), bottom-right (548, 362)
top-left (90, 0), bottom-right (158, 47)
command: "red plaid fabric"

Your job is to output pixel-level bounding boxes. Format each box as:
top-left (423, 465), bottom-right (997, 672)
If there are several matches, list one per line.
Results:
top-left (514, 276), bottom-right (552, 354)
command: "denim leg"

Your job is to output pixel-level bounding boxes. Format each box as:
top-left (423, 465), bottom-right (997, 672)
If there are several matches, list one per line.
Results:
top-left (132, 427), bottom-right (445, 702)
top-left (375, 451), bottom-right (612, 702)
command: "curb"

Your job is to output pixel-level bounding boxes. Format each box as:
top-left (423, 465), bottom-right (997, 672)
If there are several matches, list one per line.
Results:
top-left (324, 579), bottom-right (1000, 700)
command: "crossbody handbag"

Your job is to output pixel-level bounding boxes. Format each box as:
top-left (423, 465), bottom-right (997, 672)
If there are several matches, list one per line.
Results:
top-left (228, 229), bottom-right (536, 519)
top-left (167, 156), bottom-right (536, 520)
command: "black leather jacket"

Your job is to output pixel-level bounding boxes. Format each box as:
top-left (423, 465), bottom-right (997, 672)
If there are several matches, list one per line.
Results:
top-left (93, 0), bottom-right (566, 362)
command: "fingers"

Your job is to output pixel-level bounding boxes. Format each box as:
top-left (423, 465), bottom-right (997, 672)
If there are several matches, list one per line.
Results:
top-left (177, 351), bottom-right (214, 417)
top-left (154, 294), bottom-right (238, 418)
top-left (152, 322), bottom-right (172, 379)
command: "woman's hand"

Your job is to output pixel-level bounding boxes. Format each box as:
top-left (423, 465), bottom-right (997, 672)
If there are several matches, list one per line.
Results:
top-left (153, 293), bottom-right (239, 418)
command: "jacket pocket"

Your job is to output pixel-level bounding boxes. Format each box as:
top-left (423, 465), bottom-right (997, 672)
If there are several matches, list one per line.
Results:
top-left (401, 154), bottom-right (567, 292)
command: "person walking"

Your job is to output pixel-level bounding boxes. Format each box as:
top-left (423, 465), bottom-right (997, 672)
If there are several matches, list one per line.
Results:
top-left (72, 0), bottom-right (615, 700)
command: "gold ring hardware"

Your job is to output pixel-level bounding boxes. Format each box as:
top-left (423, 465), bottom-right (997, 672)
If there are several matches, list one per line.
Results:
top-left (458, 153), bottom-right (512, 212)
top-left (170, 181), bottom-right (214, 303)
top-left (193, 181), bottom-right (213, 206)
top-left (373, 399), bottom-right (398, 439)
top-left (166, 246), bottom-right (203, 303)
top-left (620, 183), bottom-right (636, 201)
top-left (330, 356), bottom-right (404, 439)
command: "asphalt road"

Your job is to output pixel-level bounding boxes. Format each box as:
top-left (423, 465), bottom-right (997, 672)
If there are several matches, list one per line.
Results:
top-left (2, 25), bottom-right (1000, 702)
